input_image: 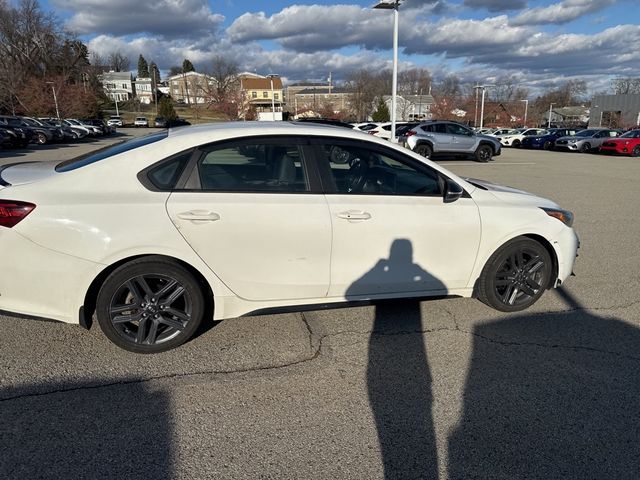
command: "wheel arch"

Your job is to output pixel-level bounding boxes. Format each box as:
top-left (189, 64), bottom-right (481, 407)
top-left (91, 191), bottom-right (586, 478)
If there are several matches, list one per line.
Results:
top-left (472, 233), bottom-right (559, 298)
top-left (414, 139), bottom-right (434, 150)
top-left (80, 254), bottom-right (215, 329)
top-left (477, 140), bottom-right (496, 153)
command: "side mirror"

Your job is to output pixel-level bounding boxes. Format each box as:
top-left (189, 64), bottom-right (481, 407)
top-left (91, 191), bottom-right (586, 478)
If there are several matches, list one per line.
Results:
top-left (444, 179), bottom-right (464, 203)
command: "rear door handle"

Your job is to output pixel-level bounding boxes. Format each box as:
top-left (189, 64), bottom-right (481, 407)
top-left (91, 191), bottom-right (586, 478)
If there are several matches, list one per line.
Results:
top-left (177, 210), bottom-right (220, 221)
top-left (337, 210), bottom-right (371, 221)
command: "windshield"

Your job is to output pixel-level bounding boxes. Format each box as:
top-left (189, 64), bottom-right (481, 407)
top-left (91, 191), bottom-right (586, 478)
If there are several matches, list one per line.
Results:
top-left (574, 129), bottom-right (598, 137)
top-left (56, 131), bottom-right (168, 172)
top-left (620, 130), bottom-right (640, 138)
top-left (22, 117), bottom-right (43, 127)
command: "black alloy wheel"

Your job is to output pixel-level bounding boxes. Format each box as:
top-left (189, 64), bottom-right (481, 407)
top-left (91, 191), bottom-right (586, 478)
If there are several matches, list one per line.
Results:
top-left (96, 257), bottom-right (205, 353)
top-left (415, 143), bottom-right (432, 159)
top-left (477, 237), bottom-right (552, 312)
top-left (632, 146), bottom-right (640, 157)
top-left (580, 142), bottom-right (591, 153)
top-left (543, 141), bottom-right (553, 150)
top-left (475, 145), bottom-right (493, 162)
top-left (512, 139), bottom-right (521, 148)
top-left (36, 132), bottom-right (47, 145)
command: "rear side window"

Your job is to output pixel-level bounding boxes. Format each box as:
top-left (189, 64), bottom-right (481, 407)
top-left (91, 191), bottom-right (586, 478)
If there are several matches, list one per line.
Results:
top-left (56, 131), bottom-right (167, 172)
top-left (147, 150), bottom-right (192, 189)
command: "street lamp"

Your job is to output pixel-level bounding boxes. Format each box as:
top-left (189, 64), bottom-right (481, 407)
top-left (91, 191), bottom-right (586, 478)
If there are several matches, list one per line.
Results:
top-left (548, 103), bottom-right (555, 128)
top-left (473, 84), bottom-right (495, 129)
top-left (267, 74), bottom-right (279, 121)
top-left (373, 0), bottom-right (401, 142)
top-left (520, 99), bottom-right (529, 127)
top-left (46, 81), bottom-right (60, 119)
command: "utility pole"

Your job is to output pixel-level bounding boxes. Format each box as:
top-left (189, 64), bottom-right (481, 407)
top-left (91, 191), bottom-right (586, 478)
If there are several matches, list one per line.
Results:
top-left (153, 69), bottom-right (159, 116)
top-left (46, 81), bottom-right (60, 119)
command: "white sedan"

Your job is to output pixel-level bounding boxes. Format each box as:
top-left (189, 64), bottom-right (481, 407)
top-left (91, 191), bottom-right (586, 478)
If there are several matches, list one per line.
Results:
top-left (0, 122), bottom-right (579, 353)
top-left (496, 128), bottom-right (547, 147)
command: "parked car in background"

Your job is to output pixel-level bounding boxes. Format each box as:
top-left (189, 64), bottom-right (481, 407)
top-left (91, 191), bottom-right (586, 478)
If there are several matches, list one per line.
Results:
top-left (0, 116), bottom-right (53, 145)
top-left (599, 129), bottom-right (640, 156)
top-left (496, 128), bottom-right (547, 148)
top-left (39, 118), bottom-right (78, 141)
top-left (352, 122), bottom-right (379, 131)
top-left (0, 123), bottom-right (30, 148)
top-left (554, 128), bottom-right (622, 153)
top-left (154, 117), bottom-right (192, 128)
top-left (134, 117), bottom-right (149, 128)
top-left (108, 116), bottom-right (123, 127)
top-left (406, 120), bottom-right (502, 162)
top-left (21, 117), bottom-right (65, 143)
top-left (0, 122), bottom-right (578, 353)
top-left (82, 118), bottom-right (114, 135)
top-left (295, 118), bottom-right (354, 129)
top-left (521, 128), bottom-right (581, 150)
top-left (488, 128), bottom-right (518, 137)
top-left (368, 122), bottom-right (419, 141)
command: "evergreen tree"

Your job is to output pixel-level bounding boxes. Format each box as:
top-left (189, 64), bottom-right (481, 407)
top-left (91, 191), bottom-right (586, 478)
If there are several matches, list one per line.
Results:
top-left (158, 96), bottom-right (177, 120)
top-left (372, 97), bottom-right (390, 122)
top-left (137, 54), bottom-right (149, 78)
top-left (182, 59), bottom-right (195, 73)
top-left (149, 62), bottom-right (161, 84)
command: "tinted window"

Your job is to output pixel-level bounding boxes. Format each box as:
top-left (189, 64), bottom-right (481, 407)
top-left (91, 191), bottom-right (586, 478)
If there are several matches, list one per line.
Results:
top-left (147, 150), bottom-right (192, 189)
top-left (197, 142), bottom-right (308, 192)
top-left (447, 124), bottom-right (471, 136)
top-left (56, 131), bottom-right (168, 172)
top-left (320, 143), bottom-right (442, 196)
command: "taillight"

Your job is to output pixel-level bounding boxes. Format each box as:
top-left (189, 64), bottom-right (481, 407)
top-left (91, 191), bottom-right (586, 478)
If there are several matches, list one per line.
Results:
top-left (406, 131), bottom-right (417, 137)
top-left (0, 200), bottom-right (36, 228)
top-left (368, 130), bottom-right (378, 135)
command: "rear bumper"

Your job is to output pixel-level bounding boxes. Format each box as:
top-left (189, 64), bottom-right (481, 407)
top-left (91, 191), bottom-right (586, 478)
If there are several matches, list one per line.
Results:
top-left (0, 228), bottom-right (102, 323)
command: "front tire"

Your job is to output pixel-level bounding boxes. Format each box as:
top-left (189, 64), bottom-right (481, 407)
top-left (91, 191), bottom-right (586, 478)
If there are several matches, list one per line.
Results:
top-left (543, 141), bottom-right (553, 150)
top-left (512, 139), bottom-right (521, 148)
top-left (36, 132), bottom-right (47, 145)
top-left (580, 142), bottom-right (591, 153)
top-left (96, 257), bottom-right (205, 353)
top-left (475, 144), bottom-right (493, 162)
top-left (414, 143), bottom-right (433, 159)
top-left (632, 146), bottom-right (640, 157)
top-left (477, 237), bottom-right (552, 312)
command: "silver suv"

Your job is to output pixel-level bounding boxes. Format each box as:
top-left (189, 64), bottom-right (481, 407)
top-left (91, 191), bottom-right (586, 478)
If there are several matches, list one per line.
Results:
top-left (406, 121), bottom-right (502, 162)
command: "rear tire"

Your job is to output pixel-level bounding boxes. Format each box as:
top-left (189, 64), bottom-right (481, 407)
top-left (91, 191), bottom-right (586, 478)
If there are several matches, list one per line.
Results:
top-left (96, 257), bottom-right (206, 353)
top-left (474, 144), bottom-right (493, 162)
top-left (477, 237), bottom-right (552, 312)
top-left (415, 143), bottom-right (433, 159)
top-left (543, 141), bottom-right (553, 150)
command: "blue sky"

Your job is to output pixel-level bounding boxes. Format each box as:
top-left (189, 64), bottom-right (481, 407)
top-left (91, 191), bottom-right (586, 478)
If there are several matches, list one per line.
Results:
top-left (42, 0), bottom-right (639, 93)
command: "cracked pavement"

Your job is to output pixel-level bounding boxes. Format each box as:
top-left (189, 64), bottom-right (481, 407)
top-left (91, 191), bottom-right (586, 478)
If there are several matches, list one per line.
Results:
top-left (2, 143), bottom-right (640, 479)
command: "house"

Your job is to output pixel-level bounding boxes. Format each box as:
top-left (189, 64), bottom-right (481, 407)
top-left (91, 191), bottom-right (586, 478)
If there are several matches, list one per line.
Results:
top-left (589, 94), bottom-right (640, 128)
top-left (134, 77), bottom-right (153, 105)
top-left (240, 74), bottom-right (284, 119)
top-left (293, 87), bottom-right (352, 115)
top-left (166, 71), bottom-right (216, 105)
top-left (99, 71), bottom-right (134, 102)
top-left (383, 94), bottom-right (435, 121)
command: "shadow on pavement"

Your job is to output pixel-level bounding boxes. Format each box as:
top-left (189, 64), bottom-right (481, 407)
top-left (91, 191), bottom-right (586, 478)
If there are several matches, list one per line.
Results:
top-left (347, 239), bottom-right (443, 478)
top-left (0, 379), bottom-right (173, 479)
top-left (448, 288), bottom-right (640, 479)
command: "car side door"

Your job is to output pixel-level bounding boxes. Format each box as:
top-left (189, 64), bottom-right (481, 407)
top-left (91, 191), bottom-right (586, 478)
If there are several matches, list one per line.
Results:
top-left (310, 138), bottom-right (482, 298)
top-left (163, 136), bottom-right (332, 301)
top-left (448, 123), bottom-right (476, 152)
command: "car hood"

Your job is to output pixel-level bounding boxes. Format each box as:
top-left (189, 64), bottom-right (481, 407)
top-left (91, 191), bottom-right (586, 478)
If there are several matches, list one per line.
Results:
top-left (476, 134), bottom-right (500, 143)
top-left (464, 177), bottom-right (559, 208)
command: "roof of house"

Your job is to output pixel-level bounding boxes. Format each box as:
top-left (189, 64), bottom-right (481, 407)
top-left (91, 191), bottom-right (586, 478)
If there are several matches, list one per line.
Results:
top-left (296, 88), bottom-right (352, 95)
top-left (242, 77), bottom-right (283, 90)
top-left (166, 71), bottom-right (212, 82)
top-left (553, 106), bottom-right (589, 117)
top-left (383, 94), bottom-right (435, 104)
top-left (99, 71), bottom-right (133, 80)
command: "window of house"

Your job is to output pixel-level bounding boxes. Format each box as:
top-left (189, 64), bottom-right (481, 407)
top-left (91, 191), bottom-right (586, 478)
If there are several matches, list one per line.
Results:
top-left (263, 91), bottom-right (268, 98)
top-left (318, 143), bottom-right (442, 196)
top-left (274, 93), bottom-right (279, 100)
top-left (196, 142), bottom-right (309, 192)
top-left (122, 84), bottom-right (127, 89)
top-left (252, 91), bottom-right (257, 98)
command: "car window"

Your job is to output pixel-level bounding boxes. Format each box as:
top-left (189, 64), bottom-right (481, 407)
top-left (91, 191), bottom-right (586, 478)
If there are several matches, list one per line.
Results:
top-left (147, 150), bottom-right (192, 189)
top-left (447, 124), bottom-right (471, 136)
top-left (197, 142), bottom-right (309, 192)
top-left (319, 143), bottom-right (442, 196)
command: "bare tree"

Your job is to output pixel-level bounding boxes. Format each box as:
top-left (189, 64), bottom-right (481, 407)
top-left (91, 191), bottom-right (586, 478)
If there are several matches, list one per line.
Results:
top-left (612, 77), bottom-right (640, 95)
top-left (107, 50), bottom-right (130, 72)
top-left (398, 68), bottom-right (432, 96)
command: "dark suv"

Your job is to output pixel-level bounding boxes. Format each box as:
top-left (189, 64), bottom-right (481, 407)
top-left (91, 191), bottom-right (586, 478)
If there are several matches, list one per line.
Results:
top-left (406, 120), bottom-right (502, 162)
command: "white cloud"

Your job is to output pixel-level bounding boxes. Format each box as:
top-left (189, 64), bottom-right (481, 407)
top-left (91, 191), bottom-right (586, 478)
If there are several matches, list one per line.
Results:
top-left (511, 0), bottom-right (617, 26)
top-left (54, 0), bottom-right (224, 38)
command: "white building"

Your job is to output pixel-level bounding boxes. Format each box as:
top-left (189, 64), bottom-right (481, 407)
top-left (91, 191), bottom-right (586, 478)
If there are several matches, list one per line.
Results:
top-left (166, 71), bottom-right (216, 105)
top-left (99, 71), bottom-right (134, 102)
top-left (383, 94), bottom-right (435, 121)
top-left (134, 77), bottom-right (153, 105)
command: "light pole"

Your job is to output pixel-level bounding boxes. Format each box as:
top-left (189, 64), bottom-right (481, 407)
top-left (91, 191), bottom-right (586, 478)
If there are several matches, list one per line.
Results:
top-left (373, 0), bottom-right (401, 142)
top-left (152, 69), bottom-right (159, 116)
top-left (520, 99), bottom-right (529, 127)
top-left (46, 81), bottom-right (60, 119)
top-left (474, 84), bottom-right (495, 129)
top-left (548, 103), bottom-right (555, 128)
top-left (267, 74), bottom-right (279, 121)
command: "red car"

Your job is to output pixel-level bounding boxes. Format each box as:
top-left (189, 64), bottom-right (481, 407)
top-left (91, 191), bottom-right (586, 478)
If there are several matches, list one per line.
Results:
top-left (600, 129), bottom-right (640, 156)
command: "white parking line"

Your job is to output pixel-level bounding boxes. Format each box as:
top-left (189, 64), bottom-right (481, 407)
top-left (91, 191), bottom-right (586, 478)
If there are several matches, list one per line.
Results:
top-left (438, 162), bottom-right (537, 166)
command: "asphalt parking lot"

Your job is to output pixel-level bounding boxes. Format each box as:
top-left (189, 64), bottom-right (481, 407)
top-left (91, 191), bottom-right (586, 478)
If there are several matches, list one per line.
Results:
top-left (1, 134), bottom-right (640, 479)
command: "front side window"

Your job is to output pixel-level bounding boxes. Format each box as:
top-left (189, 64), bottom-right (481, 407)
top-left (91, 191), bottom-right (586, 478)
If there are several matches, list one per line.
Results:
top-left (319, 143), bottom-right (442, 196)
top-left (197, 142), bottom-right (308, 192)
top-left (447, 124), bottom-right (471, 136)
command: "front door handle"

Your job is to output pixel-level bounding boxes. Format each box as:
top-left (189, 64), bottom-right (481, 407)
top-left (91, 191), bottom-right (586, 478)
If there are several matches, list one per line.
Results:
top-left (177, 210), bottom-right (221, 221)
top-left (337, 210), bottom-right (371, 221)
